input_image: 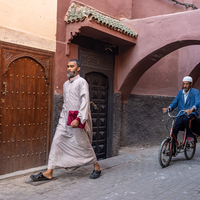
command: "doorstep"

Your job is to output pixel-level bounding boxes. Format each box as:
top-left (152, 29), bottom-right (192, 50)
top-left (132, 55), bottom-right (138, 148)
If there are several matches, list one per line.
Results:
top-left (0, 165), bottom-right (47, 180)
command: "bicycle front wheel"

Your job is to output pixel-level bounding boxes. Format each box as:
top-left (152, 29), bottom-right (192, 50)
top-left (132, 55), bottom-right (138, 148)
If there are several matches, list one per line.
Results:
top-left (158, 138), bottom-right (173, 168)
top-left (184, 140), bottom-right (196, 160)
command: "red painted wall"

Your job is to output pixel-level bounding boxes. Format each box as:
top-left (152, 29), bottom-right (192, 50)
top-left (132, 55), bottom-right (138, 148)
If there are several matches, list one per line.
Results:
top-left (130, 19), bottom-right (200, 96)
top-left (56, 0), bottom-right (200, 97)
top-left (117, 9), bottom-right (200, 99)
top-left (132, 51), bottom-right (179, 96)
top-left (76, 0), bottom-right (132, 19)
top-left (132, 0), bottom-right (200, 19)
top-left (132, 46), bottom-right (200, 96)
top-left (55, 0), bottom-right (132, 94)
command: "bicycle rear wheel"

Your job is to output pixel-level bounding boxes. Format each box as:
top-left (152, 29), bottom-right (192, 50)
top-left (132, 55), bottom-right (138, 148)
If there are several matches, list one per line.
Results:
top-left (184, 140), bottom-right (196, 160)
top-left (158, 138), bottom-right (173, 168)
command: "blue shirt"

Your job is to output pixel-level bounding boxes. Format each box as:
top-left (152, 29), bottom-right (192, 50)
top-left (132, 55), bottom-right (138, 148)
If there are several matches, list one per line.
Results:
top-left (182, 89), bottom-right (197, 111)
top-left (169, 88), bottom-right (200, 117)
top-left (183, 89), bottom-right (190, 104)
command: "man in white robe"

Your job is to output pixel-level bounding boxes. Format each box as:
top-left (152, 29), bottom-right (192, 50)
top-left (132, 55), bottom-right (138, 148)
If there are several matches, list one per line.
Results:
top-left (30, 59), bottom-right (101, 181)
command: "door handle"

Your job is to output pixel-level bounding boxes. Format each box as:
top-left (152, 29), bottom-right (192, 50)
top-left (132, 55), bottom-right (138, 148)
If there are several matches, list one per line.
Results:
top-left (2, 82), bottom-right (7, 96)
top-left (90, 101), bottom-right (98, 110)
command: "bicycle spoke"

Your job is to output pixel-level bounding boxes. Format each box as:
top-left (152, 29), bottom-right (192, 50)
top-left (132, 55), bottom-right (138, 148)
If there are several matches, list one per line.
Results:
top-left (159, 138), bottom-right (172, 168)
top-left (184, 141), bottom-right (196, 160)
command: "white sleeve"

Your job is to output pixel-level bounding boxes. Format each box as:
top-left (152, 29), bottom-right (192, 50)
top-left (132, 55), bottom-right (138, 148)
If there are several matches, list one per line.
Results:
top-left (77, 80), bottom-right (90, 124)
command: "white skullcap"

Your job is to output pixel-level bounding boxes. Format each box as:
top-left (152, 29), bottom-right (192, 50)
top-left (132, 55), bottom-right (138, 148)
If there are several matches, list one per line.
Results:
top-left (183, 76), bottom-right (193, 82)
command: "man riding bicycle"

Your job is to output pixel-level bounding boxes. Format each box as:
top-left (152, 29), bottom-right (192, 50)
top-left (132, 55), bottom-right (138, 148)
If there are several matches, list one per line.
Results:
top-left (163, 76), bottom-right (200, 155)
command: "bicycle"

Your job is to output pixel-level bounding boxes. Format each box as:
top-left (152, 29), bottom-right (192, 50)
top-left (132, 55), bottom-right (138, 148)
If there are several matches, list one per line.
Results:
top-left (158, 110), bottom-right (197, 168)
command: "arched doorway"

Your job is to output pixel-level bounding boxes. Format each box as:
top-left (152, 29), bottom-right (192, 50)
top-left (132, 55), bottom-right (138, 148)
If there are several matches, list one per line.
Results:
top-left (0, 43), bottom-right (54, 175)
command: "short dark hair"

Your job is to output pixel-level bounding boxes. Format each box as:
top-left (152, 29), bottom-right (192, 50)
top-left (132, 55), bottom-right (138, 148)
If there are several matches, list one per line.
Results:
top-left (68, 59), bottom-right (81, 68)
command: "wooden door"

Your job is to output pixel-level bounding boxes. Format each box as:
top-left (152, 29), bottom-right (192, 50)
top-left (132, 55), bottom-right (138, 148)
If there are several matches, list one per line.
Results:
top-left (85, 72), bottom-right (108, 160)
top-left (0, 43), bottom-right (54, 175)
top-left (79, 48), bottom-right (114, 158)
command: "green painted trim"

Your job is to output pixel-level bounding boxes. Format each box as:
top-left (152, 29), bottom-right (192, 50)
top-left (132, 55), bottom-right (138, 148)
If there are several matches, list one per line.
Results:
top-left (65, 3), bottom-right (137, 38)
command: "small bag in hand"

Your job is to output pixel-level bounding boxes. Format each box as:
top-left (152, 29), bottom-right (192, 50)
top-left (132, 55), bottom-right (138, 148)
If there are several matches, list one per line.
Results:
top-left (67, 110), bottom-right (86, 129)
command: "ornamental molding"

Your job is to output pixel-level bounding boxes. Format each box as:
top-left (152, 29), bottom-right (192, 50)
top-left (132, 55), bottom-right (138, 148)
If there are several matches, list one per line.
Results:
top-left (3, 49), bottom-right (50, 83)
top-left (80, 50), bottom-right (114, 71)
top-left (65, 2), bottom-right (138, 38)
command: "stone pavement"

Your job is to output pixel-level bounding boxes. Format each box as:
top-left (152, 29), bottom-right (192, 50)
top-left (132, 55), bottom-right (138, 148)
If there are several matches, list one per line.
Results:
top-left (1, 144), bottom-right (200, 200)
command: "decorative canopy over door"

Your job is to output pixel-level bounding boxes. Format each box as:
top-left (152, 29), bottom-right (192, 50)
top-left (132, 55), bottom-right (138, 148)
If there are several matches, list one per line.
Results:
top-left (64, 2), bottom-right (138, 55)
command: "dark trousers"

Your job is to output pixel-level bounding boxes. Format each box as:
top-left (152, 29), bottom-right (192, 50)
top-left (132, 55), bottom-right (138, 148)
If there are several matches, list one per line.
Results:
top-left (172, 114), bottom-right (195, 152)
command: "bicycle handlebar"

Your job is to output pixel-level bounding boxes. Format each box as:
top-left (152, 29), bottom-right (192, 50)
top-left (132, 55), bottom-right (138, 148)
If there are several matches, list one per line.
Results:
top-left (167, 109), bottom-right (187, 118)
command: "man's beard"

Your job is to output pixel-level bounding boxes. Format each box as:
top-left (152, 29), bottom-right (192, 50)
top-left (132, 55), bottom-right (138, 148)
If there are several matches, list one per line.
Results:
top-left (182, 86), bottom-right (190, 93)
top-left (183, 87), bottom-right (191, 93)
top-left (67, 69), bottom-right (77, 78)
top-left (184, 88), bottom-right (189, 92)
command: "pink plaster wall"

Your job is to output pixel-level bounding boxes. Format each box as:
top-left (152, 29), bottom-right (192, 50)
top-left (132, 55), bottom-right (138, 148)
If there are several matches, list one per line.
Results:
top-left (194, 77), bottom-right (200, 91)
top-left (132, 45), bottom-right (200, 96)
top-left (132, 50), bottom-right (179, 96)
top-left (57, 0), bottom-right (132, 25)
top-left (132, 0), bottom-right (200, 19)
top-left (118, 9), bottom-right (200, 99)
top-left (55, 42), bottom-right (78, 94)
top-left (178, 46), bottom-right (200, 89)
top-left (55, 0), bottom-right (133, 94)
top-left (56, 0), bottom-right (200, 96)
top-left (74, 0), bottom-right (132, 19)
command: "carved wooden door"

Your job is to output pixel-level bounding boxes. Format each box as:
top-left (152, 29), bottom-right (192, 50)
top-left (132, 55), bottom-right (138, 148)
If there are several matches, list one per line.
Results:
top-left (0, 43), bottom-right (54, 175)
top-left (85, 72), bottom-right (108, 160)
top-left (80, 48), bottom-right (114, 158)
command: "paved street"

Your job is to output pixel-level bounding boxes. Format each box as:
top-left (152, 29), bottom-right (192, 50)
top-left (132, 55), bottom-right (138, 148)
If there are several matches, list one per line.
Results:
top-left (1, 143), bottom-right (200, 200)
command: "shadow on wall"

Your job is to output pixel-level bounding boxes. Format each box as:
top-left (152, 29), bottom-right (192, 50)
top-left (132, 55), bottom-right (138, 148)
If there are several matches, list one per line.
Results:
top-left (190, 62), bottom-right (200, 91)
top-left (120, 40), bottom-right (200, 101)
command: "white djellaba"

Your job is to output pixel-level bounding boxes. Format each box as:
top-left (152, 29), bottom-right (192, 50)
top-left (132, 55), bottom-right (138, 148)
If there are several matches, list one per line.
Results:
top-left (48, 74), bottom-right (97, 170)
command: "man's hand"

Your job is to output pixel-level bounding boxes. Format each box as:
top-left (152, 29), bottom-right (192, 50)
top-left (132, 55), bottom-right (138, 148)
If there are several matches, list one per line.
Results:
top-left (71, 119), bottom-right (80, 128)
top-left (186, 108), bottom-right (194, 115)
top-left (163, 108), bottom-right (169, 113)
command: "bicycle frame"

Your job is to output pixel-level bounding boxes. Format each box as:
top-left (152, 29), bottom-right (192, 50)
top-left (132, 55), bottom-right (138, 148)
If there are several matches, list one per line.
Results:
top-left (159, 110), bottom-right (197, 168)
top-left (168, 110), bottom-right (188, 154)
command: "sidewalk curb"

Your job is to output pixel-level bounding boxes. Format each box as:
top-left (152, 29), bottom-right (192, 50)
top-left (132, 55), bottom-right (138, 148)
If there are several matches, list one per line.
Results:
top-left (0, 165), bottom-right (47, 181)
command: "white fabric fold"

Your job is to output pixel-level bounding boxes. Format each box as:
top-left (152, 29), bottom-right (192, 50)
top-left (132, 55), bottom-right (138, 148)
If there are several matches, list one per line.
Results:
top-left (48, 75), bottom-right (96, 169)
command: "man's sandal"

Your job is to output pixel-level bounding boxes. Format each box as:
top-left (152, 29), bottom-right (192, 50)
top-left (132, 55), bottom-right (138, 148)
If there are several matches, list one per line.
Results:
top-left (89, 170), bottom-right (101, 179)
top-left (30, 172), bottom-right (50, 181)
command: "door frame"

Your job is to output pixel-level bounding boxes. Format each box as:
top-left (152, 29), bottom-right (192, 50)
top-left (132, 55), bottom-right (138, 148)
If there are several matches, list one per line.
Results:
top-left (0, 41), bottom-right (55, 165)
top-left (79, 48), bottom-right (114, 158)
